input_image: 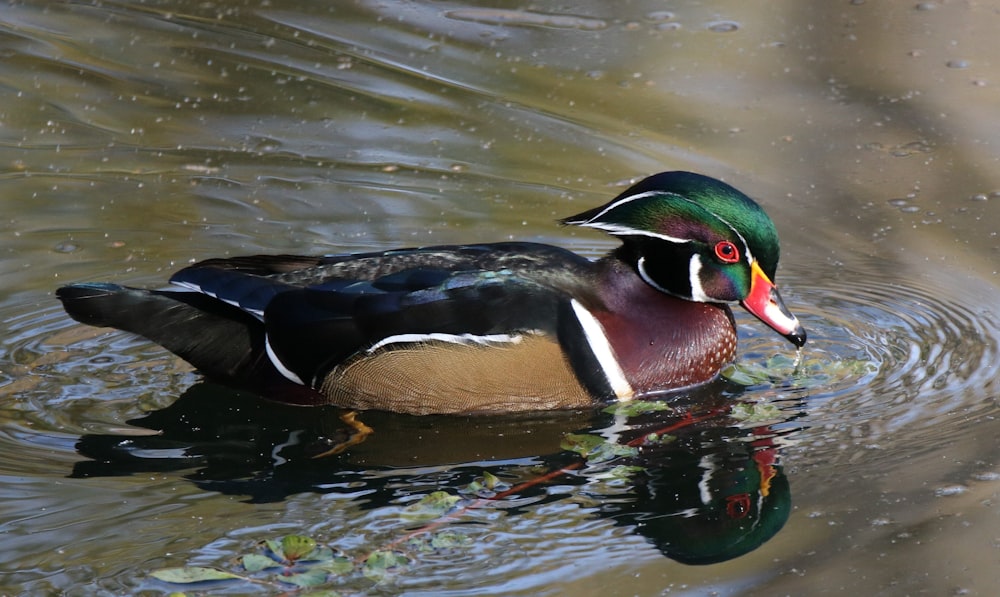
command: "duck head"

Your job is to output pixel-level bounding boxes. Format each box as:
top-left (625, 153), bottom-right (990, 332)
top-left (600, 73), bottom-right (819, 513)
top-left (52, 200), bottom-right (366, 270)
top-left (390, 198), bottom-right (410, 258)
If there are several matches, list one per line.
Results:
top-left (564, 171), bottom-right (806, 347)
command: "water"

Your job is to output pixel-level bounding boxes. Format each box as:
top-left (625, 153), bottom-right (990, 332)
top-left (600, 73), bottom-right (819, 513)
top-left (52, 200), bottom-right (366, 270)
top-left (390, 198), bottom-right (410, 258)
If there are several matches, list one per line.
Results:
top-left (3, 1), bottom-right (1000, 595)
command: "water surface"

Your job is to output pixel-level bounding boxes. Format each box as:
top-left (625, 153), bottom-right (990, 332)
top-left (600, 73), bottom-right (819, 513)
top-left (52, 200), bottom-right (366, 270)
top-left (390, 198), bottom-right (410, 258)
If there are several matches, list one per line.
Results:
top-left (2, 1), bottom-right (1000, 595)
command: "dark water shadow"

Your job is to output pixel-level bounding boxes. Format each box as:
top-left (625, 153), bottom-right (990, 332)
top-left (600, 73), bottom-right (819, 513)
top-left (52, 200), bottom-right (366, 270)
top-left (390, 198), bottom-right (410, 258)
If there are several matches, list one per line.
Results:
top-left (71, 381), bottom-right (801, 565)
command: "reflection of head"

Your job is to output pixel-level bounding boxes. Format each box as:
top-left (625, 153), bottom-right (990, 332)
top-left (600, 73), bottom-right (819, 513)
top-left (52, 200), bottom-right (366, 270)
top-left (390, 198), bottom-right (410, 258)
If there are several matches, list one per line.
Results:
top-left (607, 444), bottom-right (792, 565)
top-left (650, 467), bottom-right (790, 565)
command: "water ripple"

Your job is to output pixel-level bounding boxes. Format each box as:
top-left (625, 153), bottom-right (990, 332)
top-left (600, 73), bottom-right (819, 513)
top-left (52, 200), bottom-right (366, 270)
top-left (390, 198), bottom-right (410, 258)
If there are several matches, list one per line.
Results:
top-left (733, 260), bottom-right (1000, 458)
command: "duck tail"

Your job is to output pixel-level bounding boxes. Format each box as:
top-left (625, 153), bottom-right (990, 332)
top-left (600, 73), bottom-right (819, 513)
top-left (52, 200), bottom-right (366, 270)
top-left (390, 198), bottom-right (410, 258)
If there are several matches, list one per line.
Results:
top-left (56, 283), bottom-right (273, 384)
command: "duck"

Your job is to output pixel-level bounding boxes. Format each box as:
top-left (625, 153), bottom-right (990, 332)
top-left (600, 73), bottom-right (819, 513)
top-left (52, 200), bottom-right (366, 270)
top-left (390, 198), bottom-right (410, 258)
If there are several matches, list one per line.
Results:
top-left (57, 171), bottom-right (806, 415)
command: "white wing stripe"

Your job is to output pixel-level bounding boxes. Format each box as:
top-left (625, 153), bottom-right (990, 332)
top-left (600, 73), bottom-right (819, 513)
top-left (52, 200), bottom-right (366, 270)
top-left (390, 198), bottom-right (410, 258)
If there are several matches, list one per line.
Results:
top-left (366, 332), bottom-right (523, 353)
top-left (171, 280), bottom-right (265, 318)
top-left (265, 335), bottom-right (305, 385)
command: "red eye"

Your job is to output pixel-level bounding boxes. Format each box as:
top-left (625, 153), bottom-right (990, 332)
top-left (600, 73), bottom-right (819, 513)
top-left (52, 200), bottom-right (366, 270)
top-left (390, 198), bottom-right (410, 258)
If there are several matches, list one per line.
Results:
top-left (725, 493), bottom-right (752, 519)
top-left (714, 241), bottom-right (740, 263)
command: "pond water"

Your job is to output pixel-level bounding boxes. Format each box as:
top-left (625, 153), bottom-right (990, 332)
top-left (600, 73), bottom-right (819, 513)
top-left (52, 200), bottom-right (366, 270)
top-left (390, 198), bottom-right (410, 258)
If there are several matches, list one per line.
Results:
top-left (2, 1), bottom-right (1000, 595)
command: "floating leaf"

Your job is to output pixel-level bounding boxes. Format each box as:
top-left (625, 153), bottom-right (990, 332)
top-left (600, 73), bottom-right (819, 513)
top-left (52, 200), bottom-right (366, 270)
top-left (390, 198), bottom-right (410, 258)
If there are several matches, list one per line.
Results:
top-left (603, 464), bottom-right (644, 479)
top-left (318, 556), bottom-right (355, 576)
top-left (151, 566), bottom-right (241, 584)
top-left (722, 363), bottom-right (769, 386)
top-left (561, 433), bottom-right (638, 463)
top-left (767, 353), bottom-right (798, 369)
top-left (264, 538), bottom-right (286, 561)
top-left (465, 470), bottom-right (507, 495)
top-left (241, 553), bottom-right (280, 572)
top-left (307, 545), bottom-right (336, 562)
top-left (363, 550), bottom-right (409, 580)
top-left (730, 401), bottom-right (783, 423)
top-left (281, 568), bottom-right (328, 588)
top-left (724, 353), bottom-right (878, 389)
top-left (401, 490), bottom-right (461, 521)
top-left (481, 471), bottom-right (502, 490)
top-left (407, 529), bottom-right (473, 553)
top-left (430, 530), bottom-right (472, 549)
top-left (603, 400), bottom-right (673, 416)
top-left (561, 433), bottom-right (604, 455)
top-left (366, 550), bottom-right (408, 568)
top-left (281, 535), bottom-right (318, 562)
top-left (643, 432), bottom-right (677, 445)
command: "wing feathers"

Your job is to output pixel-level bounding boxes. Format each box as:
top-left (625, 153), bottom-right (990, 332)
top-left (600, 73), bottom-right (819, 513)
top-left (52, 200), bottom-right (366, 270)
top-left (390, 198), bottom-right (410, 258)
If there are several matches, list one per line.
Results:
top-left (59, 243), bottom-right (601, 401)
top-left (56, 283), bottom-right (273, 382)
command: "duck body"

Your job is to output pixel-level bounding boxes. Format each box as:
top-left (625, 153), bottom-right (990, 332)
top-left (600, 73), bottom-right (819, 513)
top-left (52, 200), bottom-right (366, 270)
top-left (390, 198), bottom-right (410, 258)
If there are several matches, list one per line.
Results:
top-left (57, 172), bottom-right (805, 415)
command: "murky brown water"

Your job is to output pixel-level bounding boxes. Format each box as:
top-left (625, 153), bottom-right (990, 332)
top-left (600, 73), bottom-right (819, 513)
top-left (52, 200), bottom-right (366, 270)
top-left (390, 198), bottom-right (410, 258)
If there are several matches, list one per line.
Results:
top-left (3, 1), bottom-right (1000, 595)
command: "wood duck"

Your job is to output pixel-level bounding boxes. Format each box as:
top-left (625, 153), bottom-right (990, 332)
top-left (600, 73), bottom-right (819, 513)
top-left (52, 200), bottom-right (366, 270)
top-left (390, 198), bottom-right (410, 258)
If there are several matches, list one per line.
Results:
top-left (57, 171), bottom-right (805, 415)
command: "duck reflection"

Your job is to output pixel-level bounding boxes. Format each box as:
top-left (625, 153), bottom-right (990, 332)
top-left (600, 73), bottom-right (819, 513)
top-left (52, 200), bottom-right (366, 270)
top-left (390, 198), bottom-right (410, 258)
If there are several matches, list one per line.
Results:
top-left (592, 401), bottom-right (795, 565)
top-left (72, 381), bottom-right (801, 565)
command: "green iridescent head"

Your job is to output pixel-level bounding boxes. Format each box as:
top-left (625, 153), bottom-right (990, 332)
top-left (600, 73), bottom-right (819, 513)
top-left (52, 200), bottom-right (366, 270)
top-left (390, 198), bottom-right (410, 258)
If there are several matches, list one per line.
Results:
top-left (564, 171), bottom-right (805, 347)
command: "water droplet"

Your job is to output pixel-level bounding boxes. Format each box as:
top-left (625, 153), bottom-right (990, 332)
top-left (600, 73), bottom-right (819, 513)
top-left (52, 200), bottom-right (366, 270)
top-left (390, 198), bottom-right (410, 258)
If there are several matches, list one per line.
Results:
top-left (915, 2), bottom-right (938, 10)
top-left (970, 193), bottom-right (989, 202)
top-left (646, 11), bottom-right (675, 22)
top-left (890, 140), bottom-right (933, 156)
top-left (706, 20), bottom-right (739, 33)
top-left (253, 139), bottom-right (281, 154)
top-left (946, 59), bottom-right (969, 69)
top-left (934, 484), bottom-right (968, 497)
top-left (53, 241), bottom-right (79, 253)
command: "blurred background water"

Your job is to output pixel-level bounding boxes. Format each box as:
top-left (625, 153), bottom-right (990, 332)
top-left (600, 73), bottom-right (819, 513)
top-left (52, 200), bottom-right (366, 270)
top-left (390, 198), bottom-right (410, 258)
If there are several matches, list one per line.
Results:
top-left (2, 1), bottom-right (1000, 595)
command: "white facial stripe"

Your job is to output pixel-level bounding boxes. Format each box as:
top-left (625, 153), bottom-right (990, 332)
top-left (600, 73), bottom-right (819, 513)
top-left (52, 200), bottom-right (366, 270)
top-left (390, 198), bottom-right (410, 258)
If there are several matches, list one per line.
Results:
top-left (638, 255), bottom-right (715, 303)
top-left (567, 190), bottom-right (691, 244)
top-left (570, 299), bottom-right (634, 399)
top-left (565, 190), bottom-right (665, 223)
top-left (636, 257), bottom-right (671, 294)
top-left (576, 222), bottom-right (690, 244)
top-left (265, 335), bottom-right (305, 385)
top-left (366, 332), bottom-right (523, 353)
top-left (687, 254), bottom-right (710, 302)
top-left (705, 209), bottom-right (754, 265)
top-left (568, 188), bottom-right (756, 266)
